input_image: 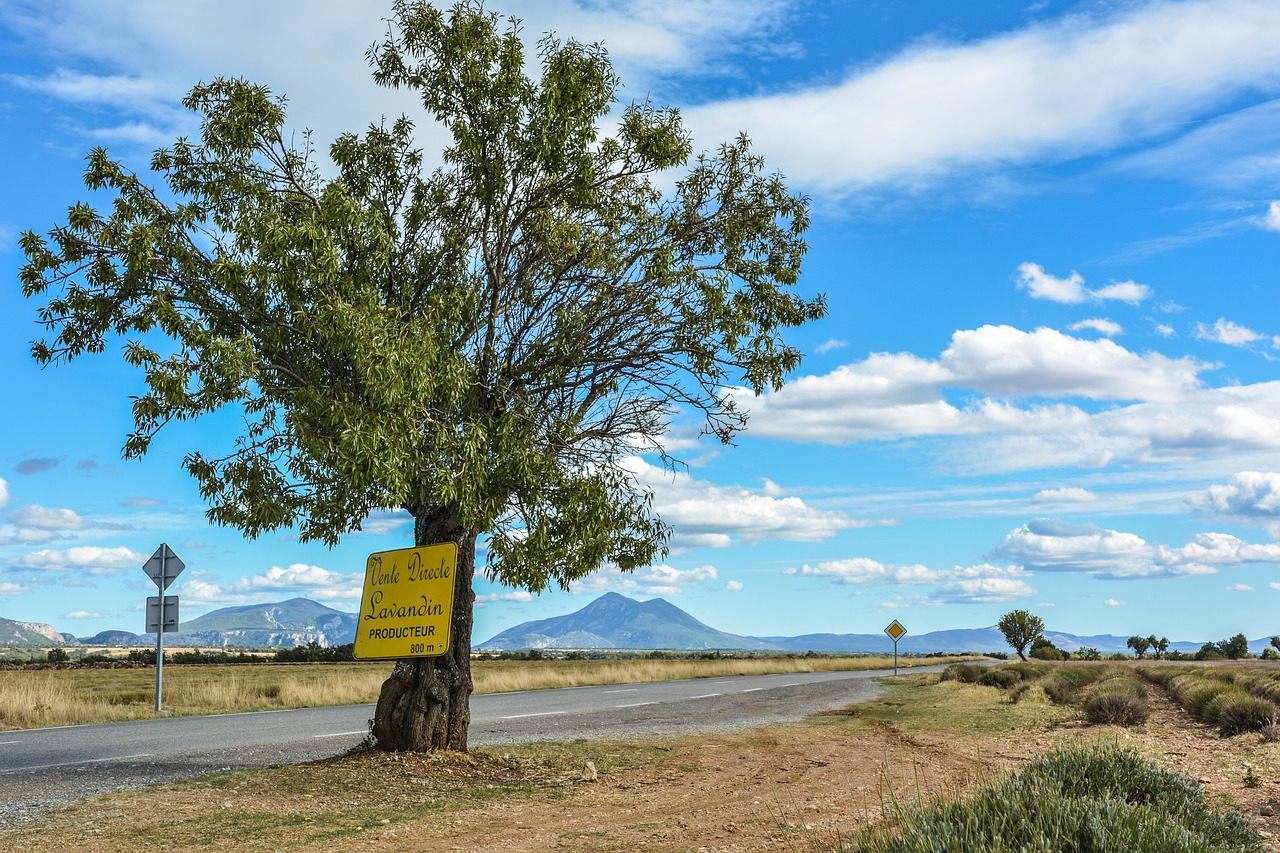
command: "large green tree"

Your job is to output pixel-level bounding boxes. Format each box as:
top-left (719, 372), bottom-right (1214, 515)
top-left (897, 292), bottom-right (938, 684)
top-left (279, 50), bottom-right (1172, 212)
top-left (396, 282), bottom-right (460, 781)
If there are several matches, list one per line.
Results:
top-left (997, 610), bottom-right (1044, 661)
top-left (19, 1), bottom-right (824, 751)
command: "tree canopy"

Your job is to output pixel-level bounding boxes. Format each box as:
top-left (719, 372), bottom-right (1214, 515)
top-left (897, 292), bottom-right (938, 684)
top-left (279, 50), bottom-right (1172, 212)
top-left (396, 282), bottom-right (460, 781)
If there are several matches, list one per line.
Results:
top-left (997, 610), bottom-right (1044, 661)
top-left (20, 0), bottom-right (825, 750)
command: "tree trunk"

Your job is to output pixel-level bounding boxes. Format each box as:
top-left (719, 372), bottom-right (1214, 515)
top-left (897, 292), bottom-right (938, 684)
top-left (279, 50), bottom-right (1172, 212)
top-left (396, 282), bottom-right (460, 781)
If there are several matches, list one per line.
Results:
top-left (371, 507), bottom-right (476, 752)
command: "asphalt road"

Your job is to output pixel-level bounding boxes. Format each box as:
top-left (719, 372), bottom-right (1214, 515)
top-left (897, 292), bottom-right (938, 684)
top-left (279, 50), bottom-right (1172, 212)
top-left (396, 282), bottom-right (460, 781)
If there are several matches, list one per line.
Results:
top-left (0, 665), bottom-right (935, 824)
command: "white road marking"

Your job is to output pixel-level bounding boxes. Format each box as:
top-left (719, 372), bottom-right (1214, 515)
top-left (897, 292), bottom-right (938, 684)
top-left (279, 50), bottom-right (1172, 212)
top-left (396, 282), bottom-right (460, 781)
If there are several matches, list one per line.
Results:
top-left (0, 753), bottom-right (154, 774)
top-left (741, 688), bottom-right (764, 693)
top-left (686, 693), bottom-right (721, 700)
top-left (501, 711), bottom-right (565, 719)
top-left (313, 731), bottom-right (367, 738)
top-left (601, 688), bottom-right (638, 694)
top-left (615, 702), bottom-right (656, 708)
top-left (0, 741), bottom-right (21, 746)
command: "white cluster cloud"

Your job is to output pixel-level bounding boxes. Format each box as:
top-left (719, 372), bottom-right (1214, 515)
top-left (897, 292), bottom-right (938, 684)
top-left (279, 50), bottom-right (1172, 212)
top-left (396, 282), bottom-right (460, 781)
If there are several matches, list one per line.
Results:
top-left (10, 505), bottom-right (86, 531)
top-left (784, 558), bottom-right (1034, 604)
top-left (1016, 264), bottom-right (1153, 306)
top-left (1195, 318), bottom-right (1264, 347)
top-left (729, 324), bottom-right (1226, 467)
top-left (574, 563), bottom-right (720, 597)
top-left (15, 545), bottom-right (147, 575)
top-left (476, 590), bottom-right (535, 607)
top-left (990, 518), bottom-right (1280, 579)
top-left (1069, 319), bottom-right (1124, 338)
top-left (178, 563), bottom-right (365, 609)
top-left (0, 478), bottom-right (8, 508)
top-left (624, 457), bottom-right (860, 548)
top-left (1191, 471), bottom-right (1280, 521)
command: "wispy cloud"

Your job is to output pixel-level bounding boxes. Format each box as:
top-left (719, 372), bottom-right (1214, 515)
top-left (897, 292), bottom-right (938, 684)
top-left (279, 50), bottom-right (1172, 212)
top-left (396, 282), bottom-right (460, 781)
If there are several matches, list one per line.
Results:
top-left (1016, 263), bottom-right (1152, 306)
top-left (685, 0), bottom-right (1280, 198)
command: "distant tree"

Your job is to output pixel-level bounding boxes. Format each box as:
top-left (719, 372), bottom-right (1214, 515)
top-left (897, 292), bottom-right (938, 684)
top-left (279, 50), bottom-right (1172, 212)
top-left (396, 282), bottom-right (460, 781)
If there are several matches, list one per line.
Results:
top-left (1126, 635), bottom-right (1151, 659)
top-left (997, 610), bottom-right (1045, 661)
top-left (1196, 643), bottom-right (1224, 661)
top-left (1270, 635), bottom-right (1280, 654)
top-left (1074, 647), bottom-right (1102, 661)
top-left (46, 648), bottom-right (69, 663)
top-left (1030, 636), bottom-right (1065, 661)
top-left (1155, 636), bottom-right (1170, 659)
top-left (19, 2), bottom-right (822, 752)
top-left (1216, 633), bottom-right (1251, 660)
top-left (1262, 647), bottom-right (1280, 661)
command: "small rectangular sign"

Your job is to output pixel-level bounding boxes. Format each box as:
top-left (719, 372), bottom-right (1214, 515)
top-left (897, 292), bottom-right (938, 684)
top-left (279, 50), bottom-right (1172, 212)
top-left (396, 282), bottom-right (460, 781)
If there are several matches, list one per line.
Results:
top-left (146, 596), bottom-right (179, 633)
top-left (354, 543), bottom-right (457, 660)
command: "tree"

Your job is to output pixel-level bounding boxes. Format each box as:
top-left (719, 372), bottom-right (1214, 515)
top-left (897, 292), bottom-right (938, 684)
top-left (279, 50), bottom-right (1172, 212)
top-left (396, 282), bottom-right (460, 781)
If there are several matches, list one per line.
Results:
top-left (1126, 635), bottom-right (1151, 659)
top-left (997, 610), bottom-right (1044, 661)
top-left (19, 2), bottom-right (823, 752)
top-left (1029, 636), bottom-right (1064, 661)
top-left (46, 648), bottom-right (69, 663)
top-left (1270, 635), bottom-right (1280, 654)
top-left (1216, 633), bottom-right (1251, 660)
top-left (1155, 636), bottom-right (1169, 659)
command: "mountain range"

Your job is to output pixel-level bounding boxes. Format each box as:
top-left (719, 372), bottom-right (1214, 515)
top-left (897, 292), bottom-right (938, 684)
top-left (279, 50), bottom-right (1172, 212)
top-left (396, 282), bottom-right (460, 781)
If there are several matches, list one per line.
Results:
top-left (0, 593), bottom-right (1267, 654)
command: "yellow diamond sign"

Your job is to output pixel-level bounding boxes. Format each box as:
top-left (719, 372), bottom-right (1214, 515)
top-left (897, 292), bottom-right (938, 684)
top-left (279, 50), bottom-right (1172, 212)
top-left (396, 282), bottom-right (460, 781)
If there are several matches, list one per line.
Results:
top-left (884, 620), bottom-right (907, 642)
top-left (354, 544), bottom-right (457, 660)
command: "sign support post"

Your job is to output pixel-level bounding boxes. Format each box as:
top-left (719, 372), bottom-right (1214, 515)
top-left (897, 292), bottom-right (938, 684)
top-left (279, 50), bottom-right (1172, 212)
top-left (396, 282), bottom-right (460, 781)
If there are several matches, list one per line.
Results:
top-left (884, 620), bottom-right (908, 675)
top-left (141, 544), bottom-right (185, 712)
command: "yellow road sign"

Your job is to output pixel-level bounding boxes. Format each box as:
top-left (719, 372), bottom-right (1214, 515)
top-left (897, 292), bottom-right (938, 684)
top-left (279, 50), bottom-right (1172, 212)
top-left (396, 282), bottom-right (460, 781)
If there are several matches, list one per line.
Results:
top-left (354, 543), bottom-right (457, 660)
top-left (884, 620), bottom-right (907, 642)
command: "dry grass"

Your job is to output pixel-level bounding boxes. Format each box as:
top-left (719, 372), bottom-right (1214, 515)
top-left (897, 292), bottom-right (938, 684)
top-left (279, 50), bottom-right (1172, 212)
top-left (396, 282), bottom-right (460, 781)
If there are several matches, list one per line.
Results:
top-left (0, 654), bottom-right (977, 731)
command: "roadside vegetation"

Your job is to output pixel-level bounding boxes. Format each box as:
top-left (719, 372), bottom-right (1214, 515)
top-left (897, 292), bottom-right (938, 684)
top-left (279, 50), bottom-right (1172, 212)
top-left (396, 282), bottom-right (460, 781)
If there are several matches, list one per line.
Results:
top-left (841, 742), bottom-right (1264, 852)
top-left (941, 661), bottom-right (1151, 726)
top-left (1136, 665), bottom-right (1280, 737)
top-left (0, 651), bottom-right (979, 730)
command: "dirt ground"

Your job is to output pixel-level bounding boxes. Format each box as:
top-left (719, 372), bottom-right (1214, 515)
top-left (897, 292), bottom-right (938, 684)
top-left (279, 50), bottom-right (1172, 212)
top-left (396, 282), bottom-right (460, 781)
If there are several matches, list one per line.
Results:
top-left (6, 677), bottom-right (1280, 852)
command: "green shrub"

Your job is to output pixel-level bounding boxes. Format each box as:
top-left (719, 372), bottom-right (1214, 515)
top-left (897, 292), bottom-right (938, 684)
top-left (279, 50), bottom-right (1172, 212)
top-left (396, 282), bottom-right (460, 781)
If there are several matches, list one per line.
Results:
top-left (940, 663), bottom-right (984, 684)
top-left (1084, 682), bottom-right (1150, 725)
top-left (1003, 661), bottom-right (1049, 681)
top-left (842, 743), bottom-right (1263, 852)
top-left (978, 668), bottom-right (1021, 689)
top-left (1211, 693), bottom-right (1278, 735)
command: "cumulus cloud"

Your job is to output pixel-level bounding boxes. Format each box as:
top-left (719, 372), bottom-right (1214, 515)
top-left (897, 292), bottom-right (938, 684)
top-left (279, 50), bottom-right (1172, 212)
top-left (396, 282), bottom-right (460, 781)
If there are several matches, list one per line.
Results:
top-left (178, 563), bottom-right (364, 609)
top-left (0, 581), bottom-right (30, 596)
top-left (16, 545), bottom-right (147, 575)
top-left (784, 558), bottom-right (1034, 604)
top-left (1016, 264), bottom-right (1153, 306)
top-left (1070, 319), bottom-right (1123, 338)
top-left (725, 580), bottom-right (744, 591)
top-left (0, 478), bottom-right (8, 508)
top-left (573, 563), bottom-right (720, 597)
top-left (729, 325), bottom-right (1211, 451)
top-left (1104, 598), bottom-right (1124, 607)
top-left (1226, 584), bottom-right (1255, 592)
top-left (990, 518), bottom-right (1280, 579)
top-left (1190, 471), bottom-right (1280, 520)
top-left (1195, 318), bottom-right (1263, 346)
top-left (64, 610), bottom-right (113, 619)
top-left (624, 457), bottom-right (862, 547)
top-left (10, 505), bottom-right (86, 531)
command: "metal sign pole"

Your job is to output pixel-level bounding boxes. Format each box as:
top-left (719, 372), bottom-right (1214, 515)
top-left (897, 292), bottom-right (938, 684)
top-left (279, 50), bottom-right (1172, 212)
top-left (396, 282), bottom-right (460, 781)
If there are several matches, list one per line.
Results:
top-left (155, 549), bottom-right (165, 712)
top-left (893, 639), bottom-right (898, 675)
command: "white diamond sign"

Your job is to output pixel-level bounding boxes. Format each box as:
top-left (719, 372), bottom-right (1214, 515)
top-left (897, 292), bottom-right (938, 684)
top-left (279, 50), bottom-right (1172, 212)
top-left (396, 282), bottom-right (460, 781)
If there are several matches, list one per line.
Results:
top-left (142, 543), bottom-right (184, 590)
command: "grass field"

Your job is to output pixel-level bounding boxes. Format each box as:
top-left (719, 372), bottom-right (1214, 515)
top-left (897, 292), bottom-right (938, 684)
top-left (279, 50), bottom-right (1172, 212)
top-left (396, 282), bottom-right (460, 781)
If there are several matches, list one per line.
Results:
top-left (0, 653), bottom-right (978, 730)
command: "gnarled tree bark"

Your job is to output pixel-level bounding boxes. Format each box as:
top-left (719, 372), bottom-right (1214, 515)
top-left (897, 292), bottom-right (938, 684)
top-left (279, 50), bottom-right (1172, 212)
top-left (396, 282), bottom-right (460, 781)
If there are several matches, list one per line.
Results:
top-left (371, 506), bottom-right (477, 752)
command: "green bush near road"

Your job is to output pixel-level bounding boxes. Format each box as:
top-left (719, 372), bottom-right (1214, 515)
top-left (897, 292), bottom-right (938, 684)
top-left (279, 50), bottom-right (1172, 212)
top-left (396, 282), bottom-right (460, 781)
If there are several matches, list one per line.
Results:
top-left (841, 742), bottom-right (1264, 852)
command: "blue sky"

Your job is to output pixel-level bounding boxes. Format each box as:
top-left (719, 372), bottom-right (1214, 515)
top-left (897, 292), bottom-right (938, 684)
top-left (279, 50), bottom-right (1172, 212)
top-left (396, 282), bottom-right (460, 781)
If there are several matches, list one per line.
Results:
top-left (3, 0), bottom-right (1280, 647)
